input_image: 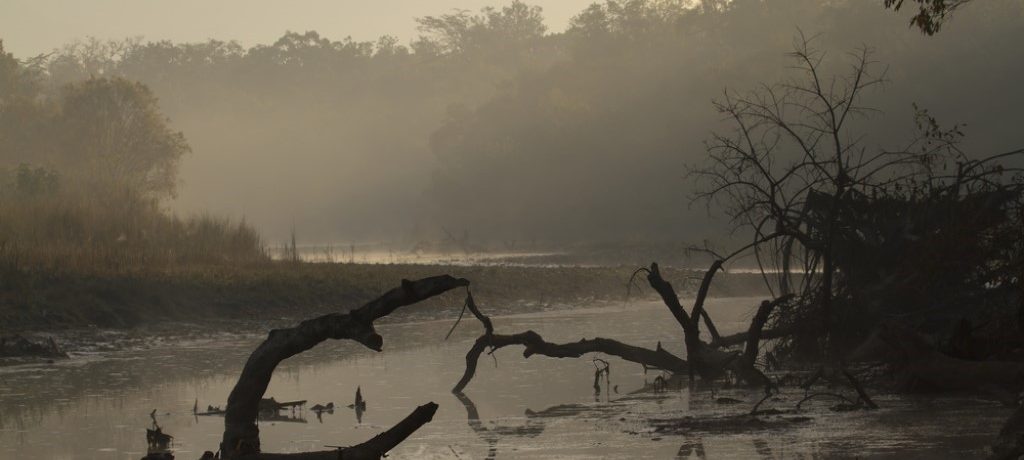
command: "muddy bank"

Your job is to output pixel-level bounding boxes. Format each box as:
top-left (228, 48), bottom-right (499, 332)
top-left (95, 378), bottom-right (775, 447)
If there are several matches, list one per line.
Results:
top-left (0, 262), bottom-right (767, 333)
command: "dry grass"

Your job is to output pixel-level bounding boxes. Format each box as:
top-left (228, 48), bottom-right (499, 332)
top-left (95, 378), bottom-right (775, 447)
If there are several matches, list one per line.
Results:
top-left (0, 183), bottom-right (268, 276)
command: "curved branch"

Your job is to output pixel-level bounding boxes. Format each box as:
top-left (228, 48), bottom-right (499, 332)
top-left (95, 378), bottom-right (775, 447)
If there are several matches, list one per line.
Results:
top-left (221, 275), bottom-right (470, 457)
top-left (452, 331), bottom-right (688, 393)
top-left (244, 403), bottom-right (439, 460)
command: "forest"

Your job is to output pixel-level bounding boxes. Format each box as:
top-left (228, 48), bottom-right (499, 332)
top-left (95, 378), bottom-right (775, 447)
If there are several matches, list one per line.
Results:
top-left (1, 0), bottom-right (1023, 459)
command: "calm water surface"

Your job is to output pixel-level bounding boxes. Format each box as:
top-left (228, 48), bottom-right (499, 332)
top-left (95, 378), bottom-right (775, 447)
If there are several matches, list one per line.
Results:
top-left (0, 298), bottom-right (1010, 459)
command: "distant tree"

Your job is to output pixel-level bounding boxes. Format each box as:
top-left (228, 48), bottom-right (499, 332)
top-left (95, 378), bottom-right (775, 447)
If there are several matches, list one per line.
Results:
top-left (0, 41), bottom-right (55, 167)
top-left (46, 37), bottom-right (142, 87)
top-left (56, 77), bottom-right (189, 198)
top-left (0, 41), bottom-right (39, 101)
top-left (414, 1), bottom-right (546, 55)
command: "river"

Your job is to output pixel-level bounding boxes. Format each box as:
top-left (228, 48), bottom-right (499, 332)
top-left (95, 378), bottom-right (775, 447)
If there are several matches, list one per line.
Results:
top-left (0, 297), bottom-right (1009, 459)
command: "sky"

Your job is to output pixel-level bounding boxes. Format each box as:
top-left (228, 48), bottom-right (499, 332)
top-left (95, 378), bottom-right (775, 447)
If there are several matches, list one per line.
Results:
top-left (0, 0), bottom-right (597, 57)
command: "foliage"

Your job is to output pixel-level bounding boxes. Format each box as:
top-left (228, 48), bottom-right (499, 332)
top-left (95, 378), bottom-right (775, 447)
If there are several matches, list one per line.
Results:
top-left (56, 77), bottom-right (189, 198)
top-left (884, 0), bottom-right (971, 34)
top-left (414, 0), bottom-right (547, 55)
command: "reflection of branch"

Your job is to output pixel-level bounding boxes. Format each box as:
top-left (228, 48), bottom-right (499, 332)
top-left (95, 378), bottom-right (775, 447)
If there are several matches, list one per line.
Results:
top-left (453, 392), bottom-right (545, 460)
top-left (676, 437), bottom-right (707, 459)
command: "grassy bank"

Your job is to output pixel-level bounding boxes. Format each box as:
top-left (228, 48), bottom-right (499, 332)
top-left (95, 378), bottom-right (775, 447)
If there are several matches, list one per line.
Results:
top-left (0, 261), bottom-right (768, 332)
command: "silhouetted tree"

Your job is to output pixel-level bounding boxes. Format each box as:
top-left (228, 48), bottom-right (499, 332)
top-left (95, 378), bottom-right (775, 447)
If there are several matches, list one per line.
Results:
top-left (691, 34), bottom-right (1023, 357)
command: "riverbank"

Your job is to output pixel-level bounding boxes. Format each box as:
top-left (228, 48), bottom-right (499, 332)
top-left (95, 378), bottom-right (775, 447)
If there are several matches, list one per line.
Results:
top-left (0, 262), bottom-right (767, 333)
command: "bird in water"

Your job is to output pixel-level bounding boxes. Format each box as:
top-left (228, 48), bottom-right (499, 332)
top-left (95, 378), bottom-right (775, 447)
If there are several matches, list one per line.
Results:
top-left (347, 386), bottom-right (366, 410)
top-left (348, 386), bottom-right (367, 424)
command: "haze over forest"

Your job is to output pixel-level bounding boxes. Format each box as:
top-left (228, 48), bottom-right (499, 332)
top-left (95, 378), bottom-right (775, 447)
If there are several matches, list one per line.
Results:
top-left (3, 0), bottom-right (1023, 247)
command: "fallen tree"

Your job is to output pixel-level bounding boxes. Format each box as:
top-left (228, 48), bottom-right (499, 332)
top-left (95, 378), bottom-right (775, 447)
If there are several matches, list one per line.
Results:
top-left (452, 262), bottom-right (791, 393)
top-left (218, 275), bottom-right (469, 459)
top-left (451, 291), bottom-right (690, 393)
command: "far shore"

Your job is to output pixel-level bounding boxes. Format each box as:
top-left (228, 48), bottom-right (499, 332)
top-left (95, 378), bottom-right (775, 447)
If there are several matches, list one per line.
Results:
top-left (0, 262), bottom-right (769, 333)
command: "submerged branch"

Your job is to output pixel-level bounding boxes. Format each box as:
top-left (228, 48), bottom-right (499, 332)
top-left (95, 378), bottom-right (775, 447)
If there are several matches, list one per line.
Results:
top-left (242, 402), bottom-right (438, 460)
top-left (221, 275), bottom-right (469, 458)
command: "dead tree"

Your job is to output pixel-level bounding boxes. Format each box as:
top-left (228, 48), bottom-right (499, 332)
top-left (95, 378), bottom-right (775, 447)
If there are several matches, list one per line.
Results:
top-left (690, 33), bottom-right (1024, 364)
top-left (452, 269), bottom-right (788, 393)
top-left (452, 291), bottom-right (689, 393)
top-left (219, 275), bottom-right (469, 459)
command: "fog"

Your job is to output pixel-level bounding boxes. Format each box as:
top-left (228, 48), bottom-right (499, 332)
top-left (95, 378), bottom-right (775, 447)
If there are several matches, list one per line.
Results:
top-left (0, 0), bottom-right (596, 58)
top-left (4, 0), bottom-right (1024, 248)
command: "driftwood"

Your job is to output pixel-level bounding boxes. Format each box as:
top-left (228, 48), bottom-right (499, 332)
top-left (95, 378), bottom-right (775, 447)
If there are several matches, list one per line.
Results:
top-left (452, 292), bottom-right (688, 392)
top-left (452, 261), bottom-right (794, 392)
top-left (453, 330), bottom-right (690, 393)
top-left (237, 403), bottom-right (438, 460)
top-left (644, 262), bottom-right (756, 382)
top-left (220, 275), bottom-right (468, 459)
top-left (644, 262), bottom-right (706, 376)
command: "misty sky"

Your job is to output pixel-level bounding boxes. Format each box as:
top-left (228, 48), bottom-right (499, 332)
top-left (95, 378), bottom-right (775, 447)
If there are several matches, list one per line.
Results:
top-left (0, 0), bottom-right (594, 57)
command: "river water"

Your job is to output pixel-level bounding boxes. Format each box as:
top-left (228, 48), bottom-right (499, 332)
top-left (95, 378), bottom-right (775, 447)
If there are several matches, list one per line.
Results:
top-left (0, 297), bottom-right (1010, 459)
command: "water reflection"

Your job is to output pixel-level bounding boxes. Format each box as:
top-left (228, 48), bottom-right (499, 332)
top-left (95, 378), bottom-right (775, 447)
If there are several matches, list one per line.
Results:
top-left (0, 298), bottom-right (1012, 459)
top-left (675, 437), bottom-right (706, 459)
top-left (593, 358), bottom-right (611, 402)
top-left (752, 437), bottom-right (773, 458)
top-left (349, 386), bottom-right (366, 424)
top-left (454, 391), bottom-right (546, 459)
top-left (310, 402), bottom-right (335, 423)
top-left (145, 410), bottom-right (173, 454)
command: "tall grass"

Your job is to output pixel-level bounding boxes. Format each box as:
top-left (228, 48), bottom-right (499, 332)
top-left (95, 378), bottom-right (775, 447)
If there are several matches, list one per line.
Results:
top-left (0, 171), bottom-right (268, 275)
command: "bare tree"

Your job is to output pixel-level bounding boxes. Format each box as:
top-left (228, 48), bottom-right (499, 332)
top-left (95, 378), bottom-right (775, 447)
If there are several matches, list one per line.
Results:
top-left (690, 32), bottom-right (1023, 359)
